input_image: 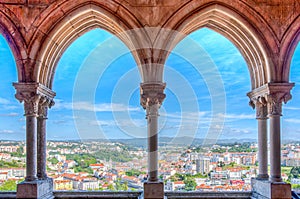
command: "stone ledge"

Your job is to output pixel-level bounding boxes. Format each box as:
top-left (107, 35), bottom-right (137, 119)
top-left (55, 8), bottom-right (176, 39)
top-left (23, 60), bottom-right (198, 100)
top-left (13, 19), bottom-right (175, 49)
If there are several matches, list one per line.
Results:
top-left (251, 178), bottom-right (291, 199)
top-left (144, 181), bottom-right (164, 199)
top-left (16, 178), bottom-right (54, 199)
top-left (165, 191), bottom-right (252, 199)
top-left (53, 191), bottom-right (142, 199)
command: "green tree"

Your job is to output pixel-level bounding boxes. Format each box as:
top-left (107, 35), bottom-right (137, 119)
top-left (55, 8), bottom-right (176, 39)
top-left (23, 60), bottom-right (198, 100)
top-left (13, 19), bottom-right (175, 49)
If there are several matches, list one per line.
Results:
top-left (0, 180), bottom-right (18, 191)
top-left (107, 184), bottom-right (115, 191)
top-left (184, 178), bottom-right (197, 191)
top-left (217, 161), bottom-right (225, 167)
top-left (290, 167), bottom-right (300, 178)
top-left (123, 181), bottom-right (128, 191)
top-left (48, 157), bottom-right (59, 165)
top-left (125, 169), bottom-right (145, 177)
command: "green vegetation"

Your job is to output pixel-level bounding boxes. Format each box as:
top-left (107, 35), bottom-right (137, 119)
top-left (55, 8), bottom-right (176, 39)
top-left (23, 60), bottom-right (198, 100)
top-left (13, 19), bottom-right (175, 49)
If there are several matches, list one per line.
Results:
top-left (125, 169), bottom-right (146, 177)
top-left (65, 154), bottom-right (96, 174)
top-left (228, 142), bottom-right (257, 152)
top-left (281, 166), bottom-right (293, 177)
top-left (106, 180), bottom-right (128, 191)
top-left (192, 173), bottom-right (208, 178)
top-left (48, 157), bottom-right (59, 165)
top-left (167, 173), bottom-right (202, 191)
top-left (292, 184), bottom-right (300, 189)
top-left (290, 166), bottom-right (300, 179)
top-left (10, 147), bottom-right (25, 158)
top-left (184, 178), bottom-right (197, 191)
top-left (211, 148), bottom-right (226, 153)
top-left (0, 160), bottom-right (24, 168)
top-left (92, 149), bottom-right (134, 162)
top-left (0, 179), bottom-right (23, 191)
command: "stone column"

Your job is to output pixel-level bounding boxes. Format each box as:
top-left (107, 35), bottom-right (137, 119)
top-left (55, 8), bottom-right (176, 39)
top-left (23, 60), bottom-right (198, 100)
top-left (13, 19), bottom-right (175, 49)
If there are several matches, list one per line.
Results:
top-left (141, 83), bottom-right (165, 199)
top-left (248, 83), bottom-right (293, 199)
top-left (146, 103), bottom-right (160, 181)
top-left (266, 93), bottom-right (285, 182)
top-left (14, 86), bottom-right (40, 181)
top-left (140, 83), bottom-right (165, 182)
top-left (14, 83), bottom-right (56, 199)
top-left (37, 97), bottom-right (54, 180)
top-left (252, 97), bottom-right (269, 180)
top-left (264, 83), bottom-right (293, 183)
top-left (248, 92), bottom-right (269, 180)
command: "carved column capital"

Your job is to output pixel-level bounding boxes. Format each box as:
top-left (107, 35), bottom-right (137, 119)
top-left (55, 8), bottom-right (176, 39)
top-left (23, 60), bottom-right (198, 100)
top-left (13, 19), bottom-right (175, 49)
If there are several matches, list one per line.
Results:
top-left (247, 83), bottom-right (294, 117)
top-left (248, 96), bottom-right (268, 119)
top-left (13, 83), bottom-right (56, 117)
top-left (38, 96), bottom-right (55, 118)
top-left (140, 82), bottom-right (166, 109)
top-left (265, 92), bottom-right (291, 116)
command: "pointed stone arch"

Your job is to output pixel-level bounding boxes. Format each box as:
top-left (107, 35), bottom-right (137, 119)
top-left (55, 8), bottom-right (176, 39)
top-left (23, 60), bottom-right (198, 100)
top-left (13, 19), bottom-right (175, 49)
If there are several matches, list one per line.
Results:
top-left (0, 5), bottom-right (26, 82)
top-left (280, 15), bottom-right (300, 82)
top-left (30, 1), bottom-right (144, 89)
top-left (163, 2), bottom-right (274, 90)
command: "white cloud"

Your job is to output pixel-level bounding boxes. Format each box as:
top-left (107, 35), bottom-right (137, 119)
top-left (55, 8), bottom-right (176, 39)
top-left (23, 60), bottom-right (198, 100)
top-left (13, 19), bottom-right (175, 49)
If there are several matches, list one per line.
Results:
top-left (0, 129), bottom-right (14, 134)
top-left (0, 112), bottom-right (18, 117)
top-left (284, 118), bottom-right (300, 124)
top-left (218, 113), bottom-right (255, 120)
top-left (0, 97), bottom-right (10, 105)
top-left (161, 111), bottom-right (207, 120)
top-left (54, 101), bottom-right (140, 112)
top-left (284, 106), bottom-right (300, 111)
top-left (89, 119), bottom-right (145, 128)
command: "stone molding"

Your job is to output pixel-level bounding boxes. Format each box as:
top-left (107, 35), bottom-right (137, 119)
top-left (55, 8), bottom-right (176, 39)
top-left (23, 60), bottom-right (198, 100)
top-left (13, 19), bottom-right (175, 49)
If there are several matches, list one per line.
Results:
top-left (248, 83), bottom-right (294, 117)
top-left (140, 82), bottom-right (166, 109)
top-left (13, 83), bottom-right (56, 117)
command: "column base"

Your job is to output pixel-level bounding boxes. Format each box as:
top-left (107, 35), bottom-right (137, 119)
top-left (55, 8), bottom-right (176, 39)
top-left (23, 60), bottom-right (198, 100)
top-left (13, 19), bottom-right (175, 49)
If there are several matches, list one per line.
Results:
top-left (144, 181), bottom-right (164, 199)
top-left (257, 174), bottom-right (269, 180)
top-left (252, 178), bottom-right (291, 199)
top-left (17, 178), bottom-right (54, 199)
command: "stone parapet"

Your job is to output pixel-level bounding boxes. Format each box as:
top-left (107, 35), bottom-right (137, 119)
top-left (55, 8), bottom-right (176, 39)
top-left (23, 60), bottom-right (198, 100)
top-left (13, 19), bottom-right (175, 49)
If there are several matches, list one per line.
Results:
top-left (16, 178), bottom-right (54, 199)
top-left (144, 181), bottom-right (164, 199)
top-left (251, 178), bottom-right (291, 199)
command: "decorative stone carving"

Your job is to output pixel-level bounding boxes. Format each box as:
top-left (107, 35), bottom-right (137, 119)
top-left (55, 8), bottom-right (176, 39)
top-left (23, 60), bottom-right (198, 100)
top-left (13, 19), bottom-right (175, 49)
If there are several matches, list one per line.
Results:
top-left (13, 83), bottom-right (56, 117)
top-left (265, 92), bottom-right (292, 116)
top-left (247, 83), bottom-right (294, 117)
top-left (140, 82), bottom-right (166, 109)
top-left (38, 96), bottom-right (55, 119)
top-left (249, 96), bottom-right (267, 119)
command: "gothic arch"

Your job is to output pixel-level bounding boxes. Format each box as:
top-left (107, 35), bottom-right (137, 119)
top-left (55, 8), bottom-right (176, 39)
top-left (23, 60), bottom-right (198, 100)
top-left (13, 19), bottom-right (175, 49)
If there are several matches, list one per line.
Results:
top-left (31, 1), bottom-right (144, 89)
top-left (0, 5), bottom-right (26, 82)
top-left (281, 15), bottom-right (300, 82)
top-left (163, 2), bottom-right (275, 90)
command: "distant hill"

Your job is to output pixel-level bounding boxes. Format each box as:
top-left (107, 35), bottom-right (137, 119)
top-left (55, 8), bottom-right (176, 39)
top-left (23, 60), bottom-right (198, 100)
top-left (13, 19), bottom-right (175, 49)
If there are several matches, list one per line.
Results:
top-left (106, 136), bottom-right (258, 148)
top-left (47, 136), bottom-right (299, 148)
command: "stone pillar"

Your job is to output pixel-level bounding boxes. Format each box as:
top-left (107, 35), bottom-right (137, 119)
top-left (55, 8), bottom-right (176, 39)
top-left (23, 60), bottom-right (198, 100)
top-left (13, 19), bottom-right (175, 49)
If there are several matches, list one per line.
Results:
top-left (14, 83), bottom-right (55, 199)
top-left (248, 83), bottom-right (294, 199)
top-left (250, 97), bottom-right (269, 180)
top-left (266, 92), bottom-right (290, 182)
top-left (146, 103), bottom-right (160, 181)
top-left (14, 89), bottom-right (40, 181)
top-left (141, 82), bottom-right (165, 199)
top-left (37, 97), bottom-right (54, 180)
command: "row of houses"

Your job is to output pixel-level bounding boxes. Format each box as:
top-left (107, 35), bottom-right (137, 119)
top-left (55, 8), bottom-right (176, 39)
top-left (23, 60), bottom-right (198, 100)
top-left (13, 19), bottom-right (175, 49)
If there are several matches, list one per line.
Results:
top-left (52, 173), bottom-right (99, 190)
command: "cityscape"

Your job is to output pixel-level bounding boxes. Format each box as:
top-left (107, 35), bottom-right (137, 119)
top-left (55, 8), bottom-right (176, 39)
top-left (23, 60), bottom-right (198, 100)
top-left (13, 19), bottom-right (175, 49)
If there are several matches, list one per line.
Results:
top-left (0, 139), bottom-right (299, 192)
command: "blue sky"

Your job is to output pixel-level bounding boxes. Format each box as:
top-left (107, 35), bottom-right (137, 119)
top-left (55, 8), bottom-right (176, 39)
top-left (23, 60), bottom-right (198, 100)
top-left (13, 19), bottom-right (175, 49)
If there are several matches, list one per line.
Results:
top-left (0, 28), bottom-right (299, 142)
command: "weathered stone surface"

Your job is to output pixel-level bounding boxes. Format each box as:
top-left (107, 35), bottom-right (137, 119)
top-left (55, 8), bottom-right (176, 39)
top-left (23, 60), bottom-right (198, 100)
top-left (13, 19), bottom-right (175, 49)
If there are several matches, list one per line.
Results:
top-left (17, 178), bottom-right (54, 199)
top-left (0, 0), bottom-right (298, 85)
top-left (252, 178), bottom-right (292, 199)
top-left (144, 181), bottom-right (164, 199)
